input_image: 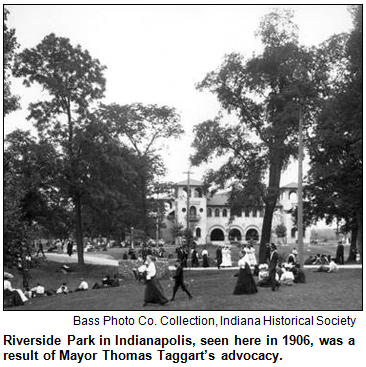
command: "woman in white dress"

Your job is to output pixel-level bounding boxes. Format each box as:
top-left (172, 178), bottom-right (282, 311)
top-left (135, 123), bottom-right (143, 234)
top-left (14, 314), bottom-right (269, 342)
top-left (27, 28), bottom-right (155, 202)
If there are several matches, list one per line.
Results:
top-left (246, 244), bottom-right (257, 268)
top-left (143, 256), bottom-right (168, 306)
top-left (221, 246), bottom-right (232, 267)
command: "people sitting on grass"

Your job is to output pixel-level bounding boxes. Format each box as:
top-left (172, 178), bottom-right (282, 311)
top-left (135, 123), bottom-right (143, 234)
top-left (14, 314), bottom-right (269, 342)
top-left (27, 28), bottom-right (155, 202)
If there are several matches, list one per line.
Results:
top-left (4, 273), bottom-right (28, 306)
top-left (92, 274), bottom-right (120, 289)
top-left (328, 258), bottom-right (339, 273)
top-left (304, 255), bottom-right (316, 265)
top-left (75, 279), bottom-right (89, 292)
top-left (279, 264), bottom-right (294, 286)
top-left (291, 263), bottom-right (306, 283)
top-left (111, 274), bottom-right (120, 287)
top-left (288, 248), bottom-right (298, 265)
top-left (315, 254), bottom-right (331, 272)
top-left (60, 264), bottom-right (72, 274)
top-left (31, 282), bottom-right (47, 297)
top-left (56, 282), bottom-right (70, 294)
top-left (257, 263), bottom-right (270, 287)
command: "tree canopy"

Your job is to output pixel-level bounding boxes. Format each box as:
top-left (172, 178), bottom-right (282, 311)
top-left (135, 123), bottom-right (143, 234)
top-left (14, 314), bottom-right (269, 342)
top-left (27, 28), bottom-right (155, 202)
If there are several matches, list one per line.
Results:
top-left (191, 9), bottom-right (322, 262)
top-left (4, 7), bottom-right (20, 116)
top-left (13, 33), bottom-right (107, 264)
top-left (306, 5), bottom-right (362, 260)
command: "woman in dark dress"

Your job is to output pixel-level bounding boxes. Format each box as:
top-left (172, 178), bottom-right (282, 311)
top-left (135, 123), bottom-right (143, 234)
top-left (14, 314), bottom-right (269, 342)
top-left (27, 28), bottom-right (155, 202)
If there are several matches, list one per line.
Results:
top-left (233, 251), bottom-right (258, 295)
top-left (143, 256), bottom-right (168, 306)
top-left (201, 247), bottom-right (209, 267)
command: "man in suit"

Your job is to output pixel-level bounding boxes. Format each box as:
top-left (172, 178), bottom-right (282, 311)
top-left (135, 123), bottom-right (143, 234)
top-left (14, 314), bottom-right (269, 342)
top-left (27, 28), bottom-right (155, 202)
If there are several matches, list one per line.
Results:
top-left (336, 241), bottom-right (344, 265)
top-left (215, 246), bottom-right (223, 269)
top-left (269, 243), bottom-right (279, 291)
top-left (171, 260), bottom-right (193, 301)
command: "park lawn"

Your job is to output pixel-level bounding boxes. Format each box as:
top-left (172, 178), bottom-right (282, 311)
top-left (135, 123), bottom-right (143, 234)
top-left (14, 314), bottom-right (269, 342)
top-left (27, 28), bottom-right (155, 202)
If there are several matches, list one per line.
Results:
top-left (95, 242), bottom-right (353, 268)
top-left (5, 261), bottom-right (362, 311)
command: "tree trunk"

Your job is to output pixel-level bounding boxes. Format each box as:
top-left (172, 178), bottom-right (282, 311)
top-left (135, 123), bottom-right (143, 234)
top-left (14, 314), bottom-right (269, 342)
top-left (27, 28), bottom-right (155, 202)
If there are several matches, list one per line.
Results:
top-left (141, 174), bottom-right (148, 233)
top-left (75, 195), bottom-right (84, 265)
top-left (259, 157), bottom-right (282, 263)
top-left (356, 212), bottom-right (362, 262)
top-left (347, 228), bottom-right (357, 262)
top-left (259, 200), bottom-right (277, 263)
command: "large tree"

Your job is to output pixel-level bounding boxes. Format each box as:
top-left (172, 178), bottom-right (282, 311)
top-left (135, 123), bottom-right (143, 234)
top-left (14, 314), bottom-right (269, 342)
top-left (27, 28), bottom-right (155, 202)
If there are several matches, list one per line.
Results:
top-left (76, 115), bottom-right (143, 241)
top-left (306, 5), bottom-right (362, 261)
top-left (98, 103), bottom-right (183, 234)
top-left (4, 130), bottom-right (71, 244)
top-left (191, 9), bottom-right (323, 263)
top-left (13, 33), bottom-right (106, 264)
top-left (4, 7), bottom-right (20, 116)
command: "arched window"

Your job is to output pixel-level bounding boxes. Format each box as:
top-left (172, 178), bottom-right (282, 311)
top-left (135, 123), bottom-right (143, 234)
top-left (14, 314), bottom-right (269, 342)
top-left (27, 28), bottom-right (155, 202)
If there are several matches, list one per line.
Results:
top-left (215, 208), bottom-right (220, 217)
top-left (223, 208), bottom-right (227, 217)
top-left (289, 191), bottom-right (297, 201)
top-left (196, 228), bottom-right (201, 238)
top-left (245, 229), bottom-right (259, 241)
top-left (207, 208), bottom-right (212, 217)
top-left (190, 206), bottom-right (197, 217)
top-left (210, 228), bottom-right (225, 241)
top-left (229, 228), bottom-right (242, 241)
top-left (291, 228), bottom-right (297, 238)
top-left (194, 188), bottom-right (202, 198)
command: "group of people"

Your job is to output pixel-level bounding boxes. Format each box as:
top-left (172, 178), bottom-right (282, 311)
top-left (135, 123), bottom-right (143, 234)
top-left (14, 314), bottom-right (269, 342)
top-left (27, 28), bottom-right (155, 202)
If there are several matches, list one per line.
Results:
top-left (216, 243), bottom-right (257, 269)
top-left (233, 243), bottom-right (307, 295)
top-left (3, 262), bottom-right (123, 307)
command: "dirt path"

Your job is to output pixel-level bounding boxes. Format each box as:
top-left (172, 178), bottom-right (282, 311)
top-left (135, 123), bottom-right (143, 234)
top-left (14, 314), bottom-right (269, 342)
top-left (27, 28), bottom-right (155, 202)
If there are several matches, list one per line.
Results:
top-left (44, 253), bottom-right (361, 270)
top-left (45, 252), bottom-right (119, 266)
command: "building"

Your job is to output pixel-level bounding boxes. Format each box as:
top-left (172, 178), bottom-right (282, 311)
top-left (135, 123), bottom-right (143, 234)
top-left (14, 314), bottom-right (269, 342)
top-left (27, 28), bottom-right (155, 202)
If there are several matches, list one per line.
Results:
top-left (162, 179), bottom-right (310, 245)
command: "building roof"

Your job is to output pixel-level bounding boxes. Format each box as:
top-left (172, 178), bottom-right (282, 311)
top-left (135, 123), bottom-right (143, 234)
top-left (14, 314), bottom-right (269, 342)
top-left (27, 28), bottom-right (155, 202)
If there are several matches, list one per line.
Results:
top-left (207, 192), bottom-right (229, 206)
top-left (175, 178), bottom-right (204, 186)
top-left (281, 182), bottom-right (298, 189)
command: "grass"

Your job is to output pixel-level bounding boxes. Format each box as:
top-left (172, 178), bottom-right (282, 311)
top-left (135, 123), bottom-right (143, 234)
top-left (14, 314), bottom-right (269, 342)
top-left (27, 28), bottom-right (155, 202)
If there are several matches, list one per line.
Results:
top-left (4, 260), bottom-right (362, 311)
top-left (99, 241), bottom-right (354, 266)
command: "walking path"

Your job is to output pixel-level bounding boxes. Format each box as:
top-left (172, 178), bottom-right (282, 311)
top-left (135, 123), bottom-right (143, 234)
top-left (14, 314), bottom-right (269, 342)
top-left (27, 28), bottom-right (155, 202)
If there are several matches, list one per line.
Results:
top-left (45, 253), bottom-right (118, 266)
top-left (44, 253), bottom-right (361, 270)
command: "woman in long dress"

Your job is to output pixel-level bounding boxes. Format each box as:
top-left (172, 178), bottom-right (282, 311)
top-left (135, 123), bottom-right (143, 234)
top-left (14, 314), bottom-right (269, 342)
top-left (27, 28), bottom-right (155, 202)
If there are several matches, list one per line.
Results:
top-left (221, 246), bottom-right (232, 267)
top-left (246, 244), bottom-right (257, 269)
top-left (233, 251), bottom-right (258, 295)
top-left (143, 256), bottom-right (168, 306)
top-left (201, 247), bottom-right (209, 267)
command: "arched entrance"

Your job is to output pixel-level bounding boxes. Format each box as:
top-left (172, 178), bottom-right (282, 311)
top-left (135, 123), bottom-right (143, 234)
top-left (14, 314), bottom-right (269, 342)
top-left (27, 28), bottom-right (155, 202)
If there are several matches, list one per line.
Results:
top-left (210, 228), bottom-right (225, 241)
top-left (229, 228), bottom-right (242, 242)
top-left (245, 228), bottom-right (259, 241)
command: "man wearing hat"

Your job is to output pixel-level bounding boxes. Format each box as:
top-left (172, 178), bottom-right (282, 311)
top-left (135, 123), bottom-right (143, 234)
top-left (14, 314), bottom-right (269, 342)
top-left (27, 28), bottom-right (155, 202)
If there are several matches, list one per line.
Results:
top-left (269, 243), bottom-right (279, 291)
top-left (336, 241), bottom-right (344, 265)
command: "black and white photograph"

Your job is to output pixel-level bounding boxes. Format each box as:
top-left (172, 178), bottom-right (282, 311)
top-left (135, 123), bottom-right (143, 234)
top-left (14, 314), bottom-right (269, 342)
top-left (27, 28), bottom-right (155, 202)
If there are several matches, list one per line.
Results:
top-left (3, 4), bottom-right (362, 311)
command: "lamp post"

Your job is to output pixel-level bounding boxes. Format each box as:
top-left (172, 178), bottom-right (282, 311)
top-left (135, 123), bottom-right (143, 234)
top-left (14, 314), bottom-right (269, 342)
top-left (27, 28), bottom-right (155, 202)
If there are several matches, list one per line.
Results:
top-left (297, 101), bottom-right (304, 267)
top-left (183, 169), bottom-right (194, 240)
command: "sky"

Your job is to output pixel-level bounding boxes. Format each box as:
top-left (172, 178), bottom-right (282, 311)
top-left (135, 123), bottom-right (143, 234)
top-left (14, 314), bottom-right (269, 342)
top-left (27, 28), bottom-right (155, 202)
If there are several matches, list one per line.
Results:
top-left (4, 4), bottom-right (353, 185)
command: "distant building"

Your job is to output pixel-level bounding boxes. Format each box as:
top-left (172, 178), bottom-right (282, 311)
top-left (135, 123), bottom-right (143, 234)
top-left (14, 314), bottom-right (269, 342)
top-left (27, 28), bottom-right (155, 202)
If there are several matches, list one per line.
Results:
top-left (161, 179), bottom-right (310, 245)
